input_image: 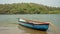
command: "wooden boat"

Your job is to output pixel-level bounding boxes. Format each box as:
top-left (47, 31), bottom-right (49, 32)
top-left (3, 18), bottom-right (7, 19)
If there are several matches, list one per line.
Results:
top-left (18, 18), bottom-right (49, 31)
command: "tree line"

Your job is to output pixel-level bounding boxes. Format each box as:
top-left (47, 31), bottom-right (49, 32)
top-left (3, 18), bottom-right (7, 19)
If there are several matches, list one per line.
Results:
top-left (0, 3), bottom-right (60, 14)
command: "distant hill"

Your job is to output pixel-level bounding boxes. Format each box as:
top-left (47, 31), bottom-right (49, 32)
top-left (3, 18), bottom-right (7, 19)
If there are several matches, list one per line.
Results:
top-left (0, 3), bottom-right (60, 14)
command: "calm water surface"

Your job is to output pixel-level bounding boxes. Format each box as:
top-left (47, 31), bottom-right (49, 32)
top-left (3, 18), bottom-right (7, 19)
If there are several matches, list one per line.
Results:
top-left (0, 14), bottom-right (60, 34)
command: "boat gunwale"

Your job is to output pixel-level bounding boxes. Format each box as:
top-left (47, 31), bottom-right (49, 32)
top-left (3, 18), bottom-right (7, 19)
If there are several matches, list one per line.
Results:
top-left (19, 21), bottom-right (49, 25)
top-left (18, 18), bottom-right (49, 25)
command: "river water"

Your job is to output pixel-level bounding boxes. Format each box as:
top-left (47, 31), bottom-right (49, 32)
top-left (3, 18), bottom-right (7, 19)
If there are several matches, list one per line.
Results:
top-left (0, 14), bottom-right (60, 34)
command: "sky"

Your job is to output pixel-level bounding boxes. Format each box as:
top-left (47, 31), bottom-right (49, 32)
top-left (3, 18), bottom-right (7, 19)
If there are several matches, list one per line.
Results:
top-left (0, 0), bottom-right (60, 7)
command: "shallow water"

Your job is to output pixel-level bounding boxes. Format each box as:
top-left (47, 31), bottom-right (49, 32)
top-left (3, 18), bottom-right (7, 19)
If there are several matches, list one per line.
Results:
top-left (0, 14), bottom-right (60, 34)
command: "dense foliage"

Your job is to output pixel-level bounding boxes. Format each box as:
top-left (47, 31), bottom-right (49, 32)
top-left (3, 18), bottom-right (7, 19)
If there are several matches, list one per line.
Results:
top-left (0, 3), bottom-right (60, 14)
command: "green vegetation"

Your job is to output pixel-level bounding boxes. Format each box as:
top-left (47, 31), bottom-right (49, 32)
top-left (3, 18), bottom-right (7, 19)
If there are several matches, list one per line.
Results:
top-left (0, 3), bottom-right (60, 14)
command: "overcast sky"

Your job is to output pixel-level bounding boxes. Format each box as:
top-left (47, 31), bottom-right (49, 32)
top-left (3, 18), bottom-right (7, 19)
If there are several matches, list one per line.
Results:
top-left (0, 0), bottom-right (60, 7)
